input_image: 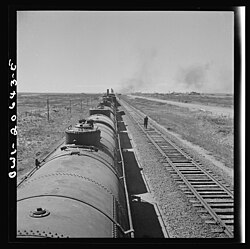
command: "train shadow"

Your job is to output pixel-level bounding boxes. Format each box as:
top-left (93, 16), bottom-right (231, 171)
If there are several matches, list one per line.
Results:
top-left (130, 201), bottom-right (165, 238)
top-left (117, 110), bottom-right (165, 238)
top-left (122, 151), bottom-right (147, 195)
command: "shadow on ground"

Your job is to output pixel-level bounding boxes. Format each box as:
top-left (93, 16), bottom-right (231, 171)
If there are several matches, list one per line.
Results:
top-left (117, 108), bottom-right (164, 238)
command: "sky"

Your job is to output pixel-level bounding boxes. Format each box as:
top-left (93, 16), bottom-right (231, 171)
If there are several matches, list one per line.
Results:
top-left (17, 11), bottom-right (234, 94)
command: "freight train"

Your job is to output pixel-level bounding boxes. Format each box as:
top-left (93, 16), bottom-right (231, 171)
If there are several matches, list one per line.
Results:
top-left (17, 89), bottom-right (134, 238)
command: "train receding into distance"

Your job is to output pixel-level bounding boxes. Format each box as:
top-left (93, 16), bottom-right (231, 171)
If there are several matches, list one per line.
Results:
top-left (17, 89), bottom-right (134, 238)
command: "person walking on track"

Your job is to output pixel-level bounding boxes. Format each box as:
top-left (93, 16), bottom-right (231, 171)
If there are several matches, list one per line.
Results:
top-left (144, 116), bottom-right (148, 129)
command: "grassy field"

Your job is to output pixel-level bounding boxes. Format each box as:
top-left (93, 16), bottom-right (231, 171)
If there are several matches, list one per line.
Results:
top-left (17, 93), bottom-right (101, 177)
top-left (122, 95), bottom-right (234, 170)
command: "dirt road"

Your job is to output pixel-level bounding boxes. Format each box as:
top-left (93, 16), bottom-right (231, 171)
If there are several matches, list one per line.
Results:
top-left (128, 95), bottom-right (234, 118)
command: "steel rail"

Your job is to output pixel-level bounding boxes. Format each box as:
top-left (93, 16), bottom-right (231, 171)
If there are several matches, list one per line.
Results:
top-left (119, 97), bottom-right (234, 238)
top-left (145, 135), bottom-right (234, 238)
top-left (155, 131), bottom-right (234, 198)
top-left (120, 98), bottom-right (233, 197)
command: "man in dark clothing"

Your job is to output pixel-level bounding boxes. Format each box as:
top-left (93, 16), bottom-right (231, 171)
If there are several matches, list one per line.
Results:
top-left (144, 116), bottom-right (148, 129)
top-left (35, 159), bottom-right (40, 168)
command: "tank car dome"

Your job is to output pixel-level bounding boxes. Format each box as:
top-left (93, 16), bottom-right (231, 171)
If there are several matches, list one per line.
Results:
top-left (89, 105), bottom-right (115, 120)
top-left (65, 121), bottom-right (100, 146)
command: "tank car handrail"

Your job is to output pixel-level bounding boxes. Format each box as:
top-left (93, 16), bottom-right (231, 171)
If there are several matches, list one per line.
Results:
top-left (18, 194), bottom-right (130, 237)
top-left (18, 149), bottom-right (120, 190)
top-left (17, 138), bottom-right (65, 188)
top-left (61, 144), bottom-right (99, 151)
top-left (31, 151), bottom-right (124, 186)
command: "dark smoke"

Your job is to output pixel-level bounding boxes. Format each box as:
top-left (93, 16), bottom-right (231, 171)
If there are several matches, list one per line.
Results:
top-left (176, 63), bottom-right (211, 89)
top-left (119, 48), bottom-right (158, 94)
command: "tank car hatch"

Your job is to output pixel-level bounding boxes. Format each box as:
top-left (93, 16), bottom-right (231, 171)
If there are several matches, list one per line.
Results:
top-left (89, 105), bottom-right (115, 119)
top-left (65, 120), bottom-right (101, 146)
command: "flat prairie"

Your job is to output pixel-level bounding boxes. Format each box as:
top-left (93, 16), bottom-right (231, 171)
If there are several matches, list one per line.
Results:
top-left (122, 93), bottom-right (234, 174)
top-left (17, 93), bottom-right (101, 179)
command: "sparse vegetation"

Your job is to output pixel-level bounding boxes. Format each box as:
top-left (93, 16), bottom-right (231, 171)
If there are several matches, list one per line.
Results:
top-left (17, 93), bottom-right (101, 177)
top-left (122, 96), bottom-right (233, 169)
top-left (132, 92), bottom-right (233, 107)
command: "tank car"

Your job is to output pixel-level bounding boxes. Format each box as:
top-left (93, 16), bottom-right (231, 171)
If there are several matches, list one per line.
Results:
top-left (17, 90), bottom-right (133, 238)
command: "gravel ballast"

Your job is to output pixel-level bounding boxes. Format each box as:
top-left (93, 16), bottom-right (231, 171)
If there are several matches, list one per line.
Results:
top-left (121, 105), bottom-right (230, 238)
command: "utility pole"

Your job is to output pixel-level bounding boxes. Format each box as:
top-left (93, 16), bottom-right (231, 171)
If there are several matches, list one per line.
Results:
top-left (70, 100), bottom-right (71, 113)
top-left (81, 99), bottom-right (82, 112)
top-left (47, 98), bottom-right (50, 122)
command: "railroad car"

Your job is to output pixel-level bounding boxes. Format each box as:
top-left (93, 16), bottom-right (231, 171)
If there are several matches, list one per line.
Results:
top-left (17, 90), bottom-right (133, 238)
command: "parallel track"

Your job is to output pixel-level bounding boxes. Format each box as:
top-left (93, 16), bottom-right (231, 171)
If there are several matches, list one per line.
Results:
top-left (119, 97), bottom-right (234, 238)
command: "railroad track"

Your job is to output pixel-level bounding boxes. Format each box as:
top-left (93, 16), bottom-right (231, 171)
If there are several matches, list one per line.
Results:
top-left (119, 97), bottom-right (234, 238)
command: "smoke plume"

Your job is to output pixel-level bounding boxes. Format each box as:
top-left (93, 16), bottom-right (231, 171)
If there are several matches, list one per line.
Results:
top-left (119, 48), bottom-right (158, 94)
top-left (176, 63), bottom-right (211, 90)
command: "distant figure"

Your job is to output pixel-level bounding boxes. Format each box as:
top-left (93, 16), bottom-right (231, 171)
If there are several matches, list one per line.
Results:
top-left (144, 116), bottom-right (148, 129)
top-left (35, 159), bottom-right (40, 168)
